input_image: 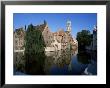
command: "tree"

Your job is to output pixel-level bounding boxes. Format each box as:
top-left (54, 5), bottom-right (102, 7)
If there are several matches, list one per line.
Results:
top-left (24, 24), bottom-right (46, 74)
top-left (76, 30), bottom-right (92, 50)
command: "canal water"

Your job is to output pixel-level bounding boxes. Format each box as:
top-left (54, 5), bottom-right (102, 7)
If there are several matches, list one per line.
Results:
top-left (14, 49), bottom-right (97, 75)
top-left (44, 50), bottom-right (97, 75)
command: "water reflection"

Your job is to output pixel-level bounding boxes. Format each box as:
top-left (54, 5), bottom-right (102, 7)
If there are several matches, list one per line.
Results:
top-left (77, 51), bottom-right (91, 64)
top-left (44, 49), bottom-right (97, 75)
top-left (14, 49), bottom-right (97, 75)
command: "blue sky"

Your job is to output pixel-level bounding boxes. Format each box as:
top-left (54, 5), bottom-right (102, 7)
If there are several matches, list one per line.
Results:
top-left (13, 13), bottom-right (97, 38)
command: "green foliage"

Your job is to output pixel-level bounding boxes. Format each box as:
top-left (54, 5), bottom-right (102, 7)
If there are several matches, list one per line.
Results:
top-left (25, 24), bottom-right (46, 55)
top-left (24, 24), bottom-right (46, 74)
top-left (76, 30), bottom-right (92, 49)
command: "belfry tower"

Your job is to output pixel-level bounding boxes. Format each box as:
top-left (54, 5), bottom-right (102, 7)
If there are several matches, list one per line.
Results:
top-left (66, 20), bottom-right (71, 34)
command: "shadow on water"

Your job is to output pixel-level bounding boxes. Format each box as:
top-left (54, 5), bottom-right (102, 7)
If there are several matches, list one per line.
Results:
top-left (77, 50), bottom-right (97, 75)
top-left (77, 51), bottom-right (91, 64)
top-left (14, 52), bottom-right (46, 75)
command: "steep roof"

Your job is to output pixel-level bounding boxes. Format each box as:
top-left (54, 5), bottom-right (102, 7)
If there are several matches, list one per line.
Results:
top-left (35, 24), bottom-right (46, 32)
top-left (34, 20), bottom-right (47, 32)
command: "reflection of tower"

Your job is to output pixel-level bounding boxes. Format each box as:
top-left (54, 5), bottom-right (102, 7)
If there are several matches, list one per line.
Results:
top-left (66, 20), bottom-right (71, 34)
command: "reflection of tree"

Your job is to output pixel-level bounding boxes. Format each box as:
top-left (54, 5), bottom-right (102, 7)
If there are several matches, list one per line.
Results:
top-left (90, 51), bottom-right (97, 61)
top-left (77, 51), bottom-right (91, 64)
top-left (54, 50), bottom-right (71, 68)
top-left (44, 56), bottom-right (55, 74)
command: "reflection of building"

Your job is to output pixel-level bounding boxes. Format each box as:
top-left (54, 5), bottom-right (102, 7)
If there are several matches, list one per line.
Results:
top-left (44, 50), bottom-right (76, 74)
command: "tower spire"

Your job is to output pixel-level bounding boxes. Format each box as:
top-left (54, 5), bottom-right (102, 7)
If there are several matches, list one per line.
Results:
top-left (66, 19), bottom-right (71, 34)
